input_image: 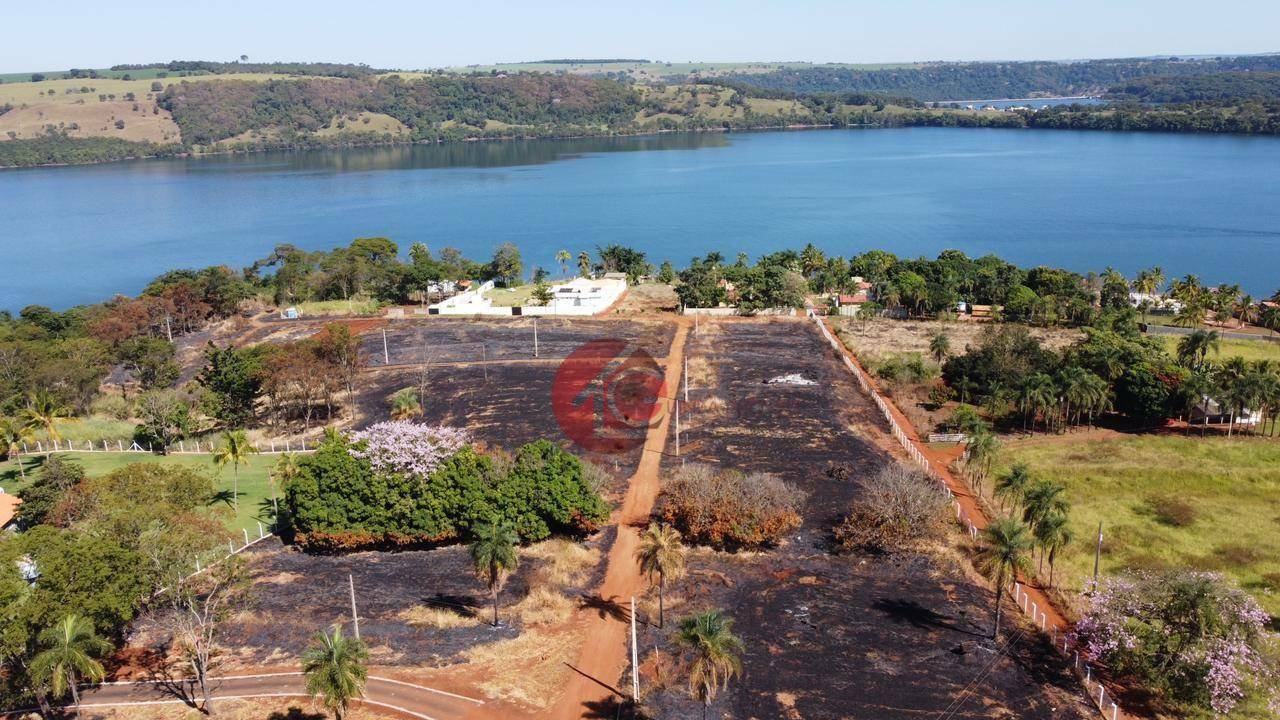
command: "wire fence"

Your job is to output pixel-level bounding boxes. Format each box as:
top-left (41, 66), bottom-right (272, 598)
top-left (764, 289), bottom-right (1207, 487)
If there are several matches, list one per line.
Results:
top-left (807, 310), bottom-right (1127, 720)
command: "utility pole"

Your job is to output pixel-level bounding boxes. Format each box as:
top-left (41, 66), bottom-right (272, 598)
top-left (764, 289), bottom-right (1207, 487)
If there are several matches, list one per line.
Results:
top-left (165, 315), bottom-right (173, 342)
top-left (533, 318), bottom-right (539, 358)
top-left (481, 343), bottom-right (488, 382)
top-left (630, 596), bottom-right (640, 702)
top-left (381, 328), bottom-right (390, 365)
top-left (349, 574), bottom-right (360, 639)
top-left (1091, 522), bottom-right (1103, 593)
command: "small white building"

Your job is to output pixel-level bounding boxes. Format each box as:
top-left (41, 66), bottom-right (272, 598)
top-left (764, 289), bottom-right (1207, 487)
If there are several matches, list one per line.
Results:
top-left (1129, 292), bottom-right (1183, 313)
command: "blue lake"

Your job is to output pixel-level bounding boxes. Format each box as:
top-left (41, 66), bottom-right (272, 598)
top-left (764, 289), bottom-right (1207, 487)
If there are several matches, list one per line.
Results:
top-left (1, 127), bottom-right (1278, 311)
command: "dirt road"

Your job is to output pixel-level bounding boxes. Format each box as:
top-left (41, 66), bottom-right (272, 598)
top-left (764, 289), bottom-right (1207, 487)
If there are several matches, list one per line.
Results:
top-left (548, 319), bottom-right (690, 719)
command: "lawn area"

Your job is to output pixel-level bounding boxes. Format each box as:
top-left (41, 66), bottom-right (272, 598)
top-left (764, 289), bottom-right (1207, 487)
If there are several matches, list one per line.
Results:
top-left (1156, 334), bottom-right (1280, 363)
top-left (0, 451), bottom-right (282, 537)
top-left (484, 284), bottom-right (540, 307)
top-left (999, 434), bottom-right (1280, 617)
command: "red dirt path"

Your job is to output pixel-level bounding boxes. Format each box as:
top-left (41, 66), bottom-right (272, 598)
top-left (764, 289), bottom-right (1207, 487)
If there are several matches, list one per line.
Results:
top-left (547, 319), bottom-right (691, 719)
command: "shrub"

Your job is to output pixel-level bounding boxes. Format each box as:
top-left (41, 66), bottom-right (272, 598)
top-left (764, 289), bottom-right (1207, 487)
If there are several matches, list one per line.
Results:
top-left (1074, 571), bottom-right (1277, 714)
top-left (284, 436), bottom-right (608, 551)
top-left (90, 395), bottom-right (132, 421)
top-left (834, 464), bottom-right (950, 552)
top-left (657, 464), bottom-right (803, 549)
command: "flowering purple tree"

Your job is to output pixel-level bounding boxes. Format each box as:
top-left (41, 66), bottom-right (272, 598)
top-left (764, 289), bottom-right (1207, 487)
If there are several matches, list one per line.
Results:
top-left (1073, 571), bottom-right (1277, 715)
top-left (348, 421), bottom-right (470, 478)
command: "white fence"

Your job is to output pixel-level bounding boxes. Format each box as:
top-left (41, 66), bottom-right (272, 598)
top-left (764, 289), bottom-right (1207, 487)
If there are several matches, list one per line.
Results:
top-left (14, 437), bottom-right (316, 457)
top-left (807, 310), bottom-right (1126, 720)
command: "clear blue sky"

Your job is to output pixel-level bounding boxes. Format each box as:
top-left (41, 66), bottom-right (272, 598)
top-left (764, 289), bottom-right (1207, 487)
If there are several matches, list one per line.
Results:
top-left (3, 0), bottom-right (1276, 73)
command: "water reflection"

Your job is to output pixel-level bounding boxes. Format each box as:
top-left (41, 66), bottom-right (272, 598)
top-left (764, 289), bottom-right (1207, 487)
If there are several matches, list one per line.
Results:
top-left (187, 133), bottom-right (733, 174)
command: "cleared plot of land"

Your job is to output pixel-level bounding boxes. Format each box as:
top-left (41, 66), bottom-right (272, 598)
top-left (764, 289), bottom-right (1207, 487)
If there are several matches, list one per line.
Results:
top-left (0, 100), bottom-right (180, 142)
top-left (834, 317), bottom-right (1083, 364)
top-left (356, 317), bottom-right (675, 487)
top-left (0, 73), bottom-right (288, 107)
top-left (314, 111), bottom-right (409, 137)
top-left (1000, 434), bottom-right (1280, 617)
top-left (644, 319), bottom-right (1094, 719)
top-left (1156, 334), bottom-right (1280, 363)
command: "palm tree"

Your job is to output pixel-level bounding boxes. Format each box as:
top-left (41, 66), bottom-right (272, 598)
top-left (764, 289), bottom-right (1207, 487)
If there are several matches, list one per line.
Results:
top-left (0, 418), bottom-right (31, 478)
top-left (675, 609), bottom-right (745, 720)
top-left (634, 523), bottom-right (687, 628)
top-left (1033, 512), bottom-right (1074, 587)
top-left (21, 390), bottom-right (71, 442)
top-left (1173, 302), bottom-right (1208, 329)
top-left (577, 251), bottom-right (592, 278)
top-left (470, 520), bottom-right (519, 626)
top-left (963, 429), bottom-right (999, 495)
top-left (1021, 480), bottom-right (1069, 536)
top-left (1018, 373), bottom-right (1057, 434)
top-left (30, 615), bottom-right (110, 719)
top-left (1132, 266), bottom-right (1165, 297)
top-left (302, 625), bottom-right (369, 720)
top-left (1216, 357), bottom-right (1251, 437)
top-left (928, 332), bottom-right (951, 364)
top-left (1260, 305), bottom-right (1280, 339)
top-left (976, 518), bottom-right (1034, 639)
top-left (1176, 329), bottom-right (1220, 370)
top-left (213, 429), bottom-right (258, 511)
top-left (270, 452), bottom-right (302, 518)
top-left (389, 388), bottom-right (422, 421)
top-left (555, 249), bottom-right (571, 278)
top-left (994, 462), bottom-right (1032, 512)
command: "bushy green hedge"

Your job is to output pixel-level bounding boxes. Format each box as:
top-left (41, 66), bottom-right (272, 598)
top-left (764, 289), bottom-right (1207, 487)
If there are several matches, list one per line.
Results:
top-left (283, 437), bottom-right (609, 551)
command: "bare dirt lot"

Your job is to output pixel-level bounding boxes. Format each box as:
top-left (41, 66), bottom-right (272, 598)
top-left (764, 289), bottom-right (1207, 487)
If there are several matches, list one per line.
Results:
top-left (639, 319), bottom-right (1096, 719)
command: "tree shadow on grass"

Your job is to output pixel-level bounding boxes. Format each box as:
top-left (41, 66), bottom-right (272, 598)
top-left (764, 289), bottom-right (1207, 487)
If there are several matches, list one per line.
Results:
top-left (582, 696), bottom-right (640, 719)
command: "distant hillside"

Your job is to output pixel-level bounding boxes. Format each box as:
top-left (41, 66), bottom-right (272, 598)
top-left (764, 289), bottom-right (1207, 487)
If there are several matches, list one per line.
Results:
top-left (718, 55), bottom-right (1280, 100)
top-left (1105, 72), bottom-right (1280, 103)
top-left (109, 60), bottom-right (387, 78)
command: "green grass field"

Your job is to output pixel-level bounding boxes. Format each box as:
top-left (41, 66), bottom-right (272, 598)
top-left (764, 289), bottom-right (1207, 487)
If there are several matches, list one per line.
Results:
top-left (1157, 334), bottom-right (1280, 363)
top-left (1, 451), bottom-right (283, 537)
top-left (998, 435), bottom-right (1280, 617)
top-left (0, 73), bottom-right (288, 107)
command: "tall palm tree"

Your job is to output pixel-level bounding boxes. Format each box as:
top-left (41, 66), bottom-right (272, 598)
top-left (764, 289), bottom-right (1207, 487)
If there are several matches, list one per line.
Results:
top-left (21, 390), bottom-right (71, 443)
top-left (302, 625), bottom-right (369, 720)
top-left (976, 518), bottom-right (1034, 639)
top-left (1018, 373), bottom-right (1057, 434)
top-left (1260, 305), bottom-right (1280, 339)
top-left (470, 520), bottom-right (519, 626)
top-left (964, 429), bottom-right (999, 495)
top-left (994, 462), bottom-right (1032, 513)
top-left (928, 332), bottom-right (951, 364)
top-left (1021, 480), bottom-right (1069, 534)
top-left (270, 451), bottom-right (302, 518)
top-left (213, 429), bottom-right (258, 511)
top-left (634, 523), bottom-right (687, 628)
top-left (577, 251), bottom-right (592, 278)
top-left (1176, 330), bottom-right (1220, 370)
top-left (0, 418), bottom-right (31, 478)
top-left (555, 249), bottom-right (571, 278)
top-left (30, 615), bottom-right (111, 719)
top-left (1033, 512), bottom-right (1074, 587)
top-left (675, 609), bottom-right (745, 720)
top-left (1216, 357), bottom-right (1251, 437)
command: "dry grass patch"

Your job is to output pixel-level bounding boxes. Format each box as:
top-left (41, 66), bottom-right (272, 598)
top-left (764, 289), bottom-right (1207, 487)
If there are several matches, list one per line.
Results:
top-left (396, 604), bottom-right (481, 629)
top-left (462, 627), bottom-right (580, 709)
top-left (512, 587), bottom-right (574, 626)
top-left (523, 538), bottom-right (599, 588)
